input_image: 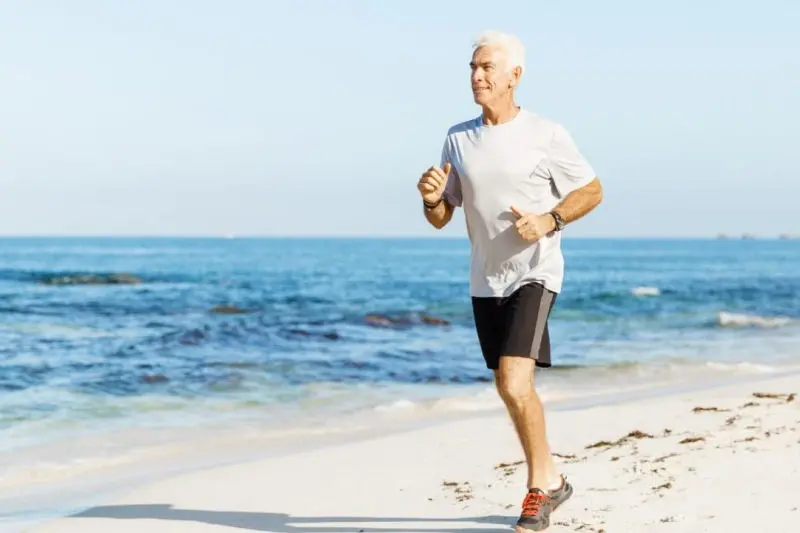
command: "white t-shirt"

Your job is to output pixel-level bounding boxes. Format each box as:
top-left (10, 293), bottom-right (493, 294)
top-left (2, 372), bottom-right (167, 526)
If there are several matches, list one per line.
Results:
top-left (441, 108), bottom-right (596, 297)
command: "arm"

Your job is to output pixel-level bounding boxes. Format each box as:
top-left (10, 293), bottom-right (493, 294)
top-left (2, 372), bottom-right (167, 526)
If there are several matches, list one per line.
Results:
top-left (419, 134), bottom-right (462, 230)
top-left (423, 199), bottom-right (455, 229)
top-left (418, 157), bottom-right (461, 230)
top-left (511, 178), bottom-right (602, 240)
top-left (510, 124), bottom-right (603, 241)
top-left (545, 123), bottom-right (603, 229)
top-left (550, 176), bottom-right (603, 227)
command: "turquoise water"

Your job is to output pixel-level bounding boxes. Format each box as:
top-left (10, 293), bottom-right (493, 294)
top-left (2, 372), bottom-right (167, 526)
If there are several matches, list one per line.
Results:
top-left (1, 236), bottom-right (799, 452)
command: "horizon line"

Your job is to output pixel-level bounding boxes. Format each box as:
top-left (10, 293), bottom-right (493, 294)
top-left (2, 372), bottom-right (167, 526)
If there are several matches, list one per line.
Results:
top-left (0, 234), bottom-right (794, 240)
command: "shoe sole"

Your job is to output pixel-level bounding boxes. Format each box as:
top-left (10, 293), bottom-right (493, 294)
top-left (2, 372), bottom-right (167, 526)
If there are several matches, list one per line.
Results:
top-left (515, 514), bottom-right (550, 532)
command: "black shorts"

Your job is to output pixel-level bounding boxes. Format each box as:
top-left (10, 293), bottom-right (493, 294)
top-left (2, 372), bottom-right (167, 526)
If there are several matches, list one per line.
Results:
top-left (471, 282), bottom-right (557, 370)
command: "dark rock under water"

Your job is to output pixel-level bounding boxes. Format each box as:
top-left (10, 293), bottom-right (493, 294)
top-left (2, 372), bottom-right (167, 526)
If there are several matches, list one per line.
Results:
top-left (210, 305), bottom-right (252, 315)
top-left (39, 273), bottom-right (143, 286)
top-left (364, 313), bottom-right (451, 327)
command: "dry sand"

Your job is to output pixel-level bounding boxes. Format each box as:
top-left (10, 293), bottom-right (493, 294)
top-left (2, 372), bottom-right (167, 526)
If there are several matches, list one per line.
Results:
top-left (24, 373), bottom-right (800, 532)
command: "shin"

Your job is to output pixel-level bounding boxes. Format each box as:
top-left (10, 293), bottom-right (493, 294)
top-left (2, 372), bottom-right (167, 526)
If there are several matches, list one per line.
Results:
top-left (494, 356), bottom-right (560, 491)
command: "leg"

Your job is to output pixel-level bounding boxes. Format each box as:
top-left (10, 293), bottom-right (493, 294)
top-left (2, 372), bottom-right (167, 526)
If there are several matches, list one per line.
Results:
top-left (494, 356), bottom-right (560, 491)
top-left (494, 284), bottom-right (568, 532)
top-left (471, 284), bottom-right (569, 529)
top-left (496, 283), bottom-right (560, 490)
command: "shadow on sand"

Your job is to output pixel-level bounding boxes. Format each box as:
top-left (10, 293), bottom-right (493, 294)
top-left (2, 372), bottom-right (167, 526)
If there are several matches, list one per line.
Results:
top-left (71, 503), bottom-right (516, 532)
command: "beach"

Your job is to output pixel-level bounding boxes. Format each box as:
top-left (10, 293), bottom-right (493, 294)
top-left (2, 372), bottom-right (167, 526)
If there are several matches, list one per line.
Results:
top-left (22, 370), bottom-right (800, 533)
top-left (2, 237), bottom-right (800, 531)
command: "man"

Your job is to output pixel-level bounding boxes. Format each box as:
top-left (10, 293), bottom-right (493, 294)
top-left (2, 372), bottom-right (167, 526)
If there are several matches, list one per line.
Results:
top-left (417, 30), bottom-right (603, 532)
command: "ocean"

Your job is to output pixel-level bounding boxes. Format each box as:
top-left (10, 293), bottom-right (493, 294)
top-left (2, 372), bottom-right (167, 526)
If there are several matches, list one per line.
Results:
top-left (1, 236), bottom-right (799, 525)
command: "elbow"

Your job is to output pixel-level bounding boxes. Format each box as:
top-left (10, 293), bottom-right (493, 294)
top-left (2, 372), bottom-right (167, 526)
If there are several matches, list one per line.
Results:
top-left (425, 215), bottom-right (446, 230)
top-left (426, 204), bottom-right (453, 229)
top-left (590, 178), bottom-right (604, 208)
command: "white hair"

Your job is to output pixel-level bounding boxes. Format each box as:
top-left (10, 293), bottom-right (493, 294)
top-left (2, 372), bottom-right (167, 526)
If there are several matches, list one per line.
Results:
top-left (473, 30), bottom-right (526, 74)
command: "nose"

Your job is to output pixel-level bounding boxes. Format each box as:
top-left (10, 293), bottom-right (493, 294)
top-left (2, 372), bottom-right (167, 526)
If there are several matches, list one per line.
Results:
top-left (471, 68), bottom-right (483, 86)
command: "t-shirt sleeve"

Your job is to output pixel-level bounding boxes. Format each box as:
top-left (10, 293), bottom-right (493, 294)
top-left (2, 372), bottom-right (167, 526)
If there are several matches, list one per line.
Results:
top-left (547, 124), bottom-right (597, 197)
top-left (440, 136), bottom-right (462, 207)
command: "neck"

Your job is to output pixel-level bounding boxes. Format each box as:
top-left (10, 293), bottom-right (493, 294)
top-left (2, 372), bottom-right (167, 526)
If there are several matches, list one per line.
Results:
top-left (481, 98), bottom-right (519, 125)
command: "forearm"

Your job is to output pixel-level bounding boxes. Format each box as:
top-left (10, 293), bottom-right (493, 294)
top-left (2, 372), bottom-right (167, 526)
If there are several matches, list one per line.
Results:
top-left (551, 178), bottom-right (603, 225)
top-left (423, 200), bottom-right (453, 229)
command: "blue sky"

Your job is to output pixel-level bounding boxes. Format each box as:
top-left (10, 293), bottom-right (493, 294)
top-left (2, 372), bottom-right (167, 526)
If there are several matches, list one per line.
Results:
top-left (1, 0), bottom-right (797, 238)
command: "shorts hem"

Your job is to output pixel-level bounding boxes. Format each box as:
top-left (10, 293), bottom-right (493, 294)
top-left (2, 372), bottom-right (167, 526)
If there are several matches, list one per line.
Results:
top-left (485, 353), bottom-right (552, 370)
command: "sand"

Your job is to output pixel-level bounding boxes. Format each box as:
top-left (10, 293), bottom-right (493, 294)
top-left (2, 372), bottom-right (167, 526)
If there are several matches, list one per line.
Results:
top-left (23, 373), bottom-right (800, 533)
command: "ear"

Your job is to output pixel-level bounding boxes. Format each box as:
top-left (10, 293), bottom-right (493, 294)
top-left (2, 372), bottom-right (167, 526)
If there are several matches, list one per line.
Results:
top-left (510, 66), bottom-right (522, 87)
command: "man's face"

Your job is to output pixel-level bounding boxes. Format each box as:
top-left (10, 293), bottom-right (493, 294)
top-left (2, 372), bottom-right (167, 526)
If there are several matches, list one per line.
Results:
top-left (470, 45), bottom-right (519, 106)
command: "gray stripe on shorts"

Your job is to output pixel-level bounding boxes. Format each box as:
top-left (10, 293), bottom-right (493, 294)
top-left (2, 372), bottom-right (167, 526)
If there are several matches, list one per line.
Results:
top-left (529, 287), bottom-right (554, 357)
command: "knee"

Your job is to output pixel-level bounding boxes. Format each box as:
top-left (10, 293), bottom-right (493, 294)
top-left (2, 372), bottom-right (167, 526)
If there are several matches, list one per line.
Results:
top-left (495, 370), bottom-right (533, 406)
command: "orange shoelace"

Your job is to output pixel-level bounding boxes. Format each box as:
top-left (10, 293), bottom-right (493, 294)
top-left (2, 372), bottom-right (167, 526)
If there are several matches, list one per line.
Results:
top-left (521, 491), bottom-right (551, 516)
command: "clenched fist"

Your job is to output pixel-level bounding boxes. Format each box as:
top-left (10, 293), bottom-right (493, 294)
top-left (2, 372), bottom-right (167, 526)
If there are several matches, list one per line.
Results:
top-left (510, 205), bottom-right (557, 243)
top-left (418, 162), bottom-right (451, 205)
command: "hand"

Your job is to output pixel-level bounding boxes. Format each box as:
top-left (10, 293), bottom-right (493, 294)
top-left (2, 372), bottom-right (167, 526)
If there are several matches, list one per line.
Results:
top-left (417, 163), bottom-right (451, 205)
top-left (510, 206), bottom-right (556, 243)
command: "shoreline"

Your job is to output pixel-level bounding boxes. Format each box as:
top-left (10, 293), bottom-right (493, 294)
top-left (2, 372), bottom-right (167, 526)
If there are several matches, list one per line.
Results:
top-left (6, 367), bottom-right (800, 532)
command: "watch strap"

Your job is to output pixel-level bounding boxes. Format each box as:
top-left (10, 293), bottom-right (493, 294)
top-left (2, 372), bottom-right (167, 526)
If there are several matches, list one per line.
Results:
top-left (549, 211), bottom-right (565, 231)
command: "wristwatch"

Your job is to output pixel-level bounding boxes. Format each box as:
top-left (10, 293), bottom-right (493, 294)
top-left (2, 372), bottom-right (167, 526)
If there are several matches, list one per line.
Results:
top-left (549, 211), bottom-right (565, 231)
